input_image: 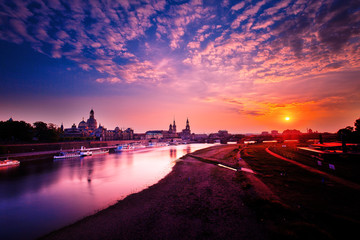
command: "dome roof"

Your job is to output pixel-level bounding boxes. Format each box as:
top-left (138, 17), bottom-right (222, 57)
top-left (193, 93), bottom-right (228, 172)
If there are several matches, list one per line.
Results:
top-left (78, 120), bottom-right (87, 128)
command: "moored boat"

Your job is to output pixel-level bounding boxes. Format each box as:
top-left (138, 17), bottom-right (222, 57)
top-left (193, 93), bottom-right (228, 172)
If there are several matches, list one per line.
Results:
top-left (80, 151), bottom-right (92, 156)
top-left (80, 146), bottom-right (108, 156)
top-left (115, 144), bottom-right (134, 152)
top-left (114, 145), bottom-right (123, 152)
top-left (0, 159), bottom-right (20, 167)
top-left (54, 151), bottom-right (81, 159)
top-left (79, 146), bottom-right (92, 156)
top-left (91, 149), bottom-right (109, 155)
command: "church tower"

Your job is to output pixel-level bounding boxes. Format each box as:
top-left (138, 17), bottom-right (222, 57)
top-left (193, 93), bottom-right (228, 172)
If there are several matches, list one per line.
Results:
top-left (180, 118), bottom-right (191, 140)
top-left (86, 109), bottom-right (98, 130)
top-left (172, 119), bottom-right (177, 134)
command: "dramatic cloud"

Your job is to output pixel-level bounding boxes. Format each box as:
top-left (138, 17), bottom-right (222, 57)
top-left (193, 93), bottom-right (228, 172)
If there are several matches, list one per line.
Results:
top-left (1, 0), bottom-right (359, 132)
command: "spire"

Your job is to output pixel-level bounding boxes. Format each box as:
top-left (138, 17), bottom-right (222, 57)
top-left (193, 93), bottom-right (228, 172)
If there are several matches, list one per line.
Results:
top-left (186, 118), bottom-right (190, 131)
top-left (172, 117), bottom-right (176, 133)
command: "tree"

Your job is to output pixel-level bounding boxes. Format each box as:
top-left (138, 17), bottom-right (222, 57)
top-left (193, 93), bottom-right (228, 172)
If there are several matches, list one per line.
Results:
top-left (33, 121), bottom-right (48, 141)
top-left (0, 120), bottom-right (33, 142)
top-left (337, 126), bottom-right (353, 137)
top-left (355, 118), bottom-right (360, 132)
top-left (33, 121), bottom-right (61, 142)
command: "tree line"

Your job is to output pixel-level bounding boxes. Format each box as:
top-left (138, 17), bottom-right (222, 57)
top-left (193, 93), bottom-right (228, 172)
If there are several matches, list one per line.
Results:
top-left (337, 117), bottom-right (360, 143)
top-left (0, 120), bottom-right (62, 143)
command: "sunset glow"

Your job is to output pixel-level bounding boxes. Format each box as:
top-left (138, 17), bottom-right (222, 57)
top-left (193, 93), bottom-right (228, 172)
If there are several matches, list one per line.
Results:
top-left (0, 0), bottom-right (359, 133)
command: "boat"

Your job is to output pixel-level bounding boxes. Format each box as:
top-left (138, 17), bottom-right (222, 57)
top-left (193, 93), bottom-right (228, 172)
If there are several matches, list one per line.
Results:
top-left (54, 151), bottom-right (81, 159)
top-left (115, 144), bottom-right (134, 152)
top-left (80, 150), bottom-right (93, 157)
top-left (114, 145), bottom-right (123, 152)
top-left (79, 146), bottom-right (92, 156)
top-left (0, 159), bottom-right (20, 167)
top-left (80, 146), bottom-right (108, 156)
top-left (80, 151), bottom-right (92, 156)
top-left (92, 149), bottom-right (109, 155)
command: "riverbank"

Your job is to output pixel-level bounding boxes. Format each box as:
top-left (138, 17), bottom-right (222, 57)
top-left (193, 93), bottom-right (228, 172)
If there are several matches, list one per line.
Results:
top-left (41, 144), bottom-right (271, 240)
top-left (0, 140), bottom-right (145, 161)
top-left (41, 143), bottom-right (357, 239)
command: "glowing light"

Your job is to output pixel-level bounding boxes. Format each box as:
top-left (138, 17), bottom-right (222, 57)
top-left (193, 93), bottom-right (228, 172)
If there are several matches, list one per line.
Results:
top-left (285, 117), bottom-right (290, 121)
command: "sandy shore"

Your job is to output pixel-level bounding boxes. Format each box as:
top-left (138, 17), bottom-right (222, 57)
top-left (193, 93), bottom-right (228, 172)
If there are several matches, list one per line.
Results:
top-left (41, 145), bottom-right (269, 240)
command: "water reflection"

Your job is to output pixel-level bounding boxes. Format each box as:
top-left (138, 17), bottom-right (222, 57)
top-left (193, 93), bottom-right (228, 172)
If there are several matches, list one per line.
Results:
top-left (184, 145), bottom-right (191, 154)
top-left (170, 148), bottom-right (177, 159)
top-left (0, 144), bottom-right (212, 240)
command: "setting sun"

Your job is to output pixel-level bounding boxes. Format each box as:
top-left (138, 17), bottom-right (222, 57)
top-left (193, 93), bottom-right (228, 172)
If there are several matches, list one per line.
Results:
top-left (285, 117), bottom-right (290, 121)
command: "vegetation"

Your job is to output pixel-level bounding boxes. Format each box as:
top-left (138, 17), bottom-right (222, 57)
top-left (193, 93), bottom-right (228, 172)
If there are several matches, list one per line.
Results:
top-left (337, 117), bottom-right (360, 142)
top-left (240, 143), bottom-right (360, 239)
top-left (0, 119), bottom-right (62, 143)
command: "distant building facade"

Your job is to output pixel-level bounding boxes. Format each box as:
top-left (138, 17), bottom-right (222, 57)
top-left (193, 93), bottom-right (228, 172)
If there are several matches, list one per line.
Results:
top-left (145, 130), bottom-right (164, 139)
top-left (62, 109), bottom-right (134, 140)
top-left (146, 118), bottom-right (192, 141)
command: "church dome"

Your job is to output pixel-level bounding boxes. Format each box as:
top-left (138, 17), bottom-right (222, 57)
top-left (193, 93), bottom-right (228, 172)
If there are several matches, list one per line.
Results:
top-left (78, 118), bottom-right (87, 129)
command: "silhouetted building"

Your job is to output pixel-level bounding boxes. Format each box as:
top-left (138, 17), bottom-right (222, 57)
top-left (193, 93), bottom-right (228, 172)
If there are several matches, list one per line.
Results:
top-left (62, 109), bottom-right (133, 140)
top-left (146, 130), bottom-right (164, 139)
top-left (63, 123), bottom-right (85, 138)
top-left (168, 119), bottom-right (177, 134)
top-left (166, 119), bottom-right (178, 138)
top-left (271, 130), bottom-right (279, 136)
top-left (181, 118), bottom-right (191, 140)
top-left (86, 109), bottom-right (97, 130)
top-left (78, 118), bottom-right (87, 130)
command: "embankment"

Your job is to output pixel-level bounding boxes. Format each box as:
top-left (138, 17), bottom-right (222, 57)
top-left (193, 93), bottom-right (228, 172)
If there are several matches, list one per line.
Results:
top-left (0, 140), bottom-right (148, 161)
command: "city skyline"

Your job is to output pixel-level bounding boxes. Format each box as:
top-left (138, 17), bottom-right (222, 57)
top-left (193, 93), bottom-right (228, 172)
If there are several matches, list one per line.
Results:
top-left (1, 0), bottom-right (359, 134)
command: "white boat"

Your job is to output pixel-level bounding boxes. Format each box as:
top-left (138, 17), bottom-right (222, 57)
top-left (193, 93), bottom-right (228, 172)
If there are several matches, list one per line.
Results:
top-left (115, 144), bottom-right (134, 152)
top-left (80, 146), bottom-right (108, 156)
top-left (80, 151), bottom-right (93, 156)
top-left (54, 151), bottom-right (81, 159)
top-left (0, 159), bottom-right (20, 167)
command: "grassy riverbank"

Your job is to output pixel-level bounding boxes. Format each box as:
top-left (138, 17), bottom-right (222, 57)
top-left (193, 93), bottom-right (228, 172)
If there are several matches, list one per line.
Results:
top-left (241, 143), bottom-right (360, 239)
top-left (41, 144), bottom-right (360, 239)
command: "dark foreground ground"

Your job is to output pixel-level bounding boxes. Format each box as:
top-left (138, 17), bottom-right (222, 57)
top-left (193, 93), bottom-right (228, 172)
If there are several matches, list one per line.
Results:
top-left (41, 144), bottom-right (360, 240)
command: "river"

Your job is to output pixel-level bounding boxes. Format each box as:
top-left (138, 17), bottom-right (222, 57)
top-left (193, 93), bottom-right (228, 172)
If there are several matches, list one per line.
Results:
top-left (0, 144), bottom-right (212, 240)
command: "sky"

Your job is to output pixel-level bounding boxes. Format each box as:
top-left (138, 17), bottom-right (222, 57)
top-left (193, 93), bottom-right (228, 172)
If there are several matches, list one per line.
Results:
top-left (0, 0), bottom-right (359, 134)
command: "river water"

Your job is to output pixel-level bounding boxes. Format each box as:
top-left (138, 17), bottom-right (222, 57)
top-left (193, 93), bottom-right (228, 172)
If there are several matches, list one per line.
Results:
top-left (0, 144), bottom-right (212, 240)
